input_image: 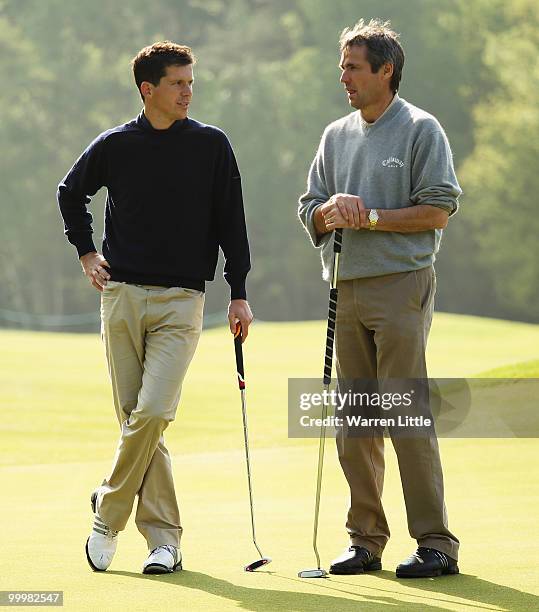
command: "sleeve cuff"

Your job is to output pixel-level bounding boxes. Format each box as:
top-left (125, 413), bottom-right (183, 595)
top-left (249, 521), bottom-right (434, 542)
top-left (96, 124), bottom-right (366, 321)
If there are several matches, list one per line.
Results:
top-left (307, 205), bottom-right (331, 248)
top-left (228, 276), bottom-right (247, 301)
top-left (67, 232), bottom-right (97, 258)
top-left (424, 201), bottom-right (459, 217)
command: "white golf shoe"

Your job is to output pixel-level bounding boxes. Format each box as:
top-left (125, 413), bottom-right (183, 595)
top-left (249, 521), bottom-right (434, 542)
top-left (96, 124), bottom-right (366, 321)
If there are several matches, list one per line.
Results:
top-left (142, 545), bottom-right (182, 574)
top-left (85, 491), bottom-right (119, 572)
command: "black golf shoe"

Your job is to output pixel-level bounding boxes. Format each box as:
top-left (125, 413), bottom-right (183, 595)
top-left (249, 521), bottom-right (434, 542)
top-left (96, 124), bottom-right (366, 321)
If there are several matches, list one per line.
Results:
top-left (329, 546), bottom-right (382, 575)
top-left (396, 547), bottom-right (459, 578)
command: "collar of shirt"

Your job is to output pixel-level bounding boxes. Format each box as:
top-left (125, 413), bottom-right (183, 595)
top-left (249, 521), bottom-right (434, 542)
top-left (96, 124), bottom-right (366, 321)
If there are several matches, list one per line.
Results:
top-left (136, 110), bottom-right (188, 134)
top-left (359, 93), bottom-right (403, 132)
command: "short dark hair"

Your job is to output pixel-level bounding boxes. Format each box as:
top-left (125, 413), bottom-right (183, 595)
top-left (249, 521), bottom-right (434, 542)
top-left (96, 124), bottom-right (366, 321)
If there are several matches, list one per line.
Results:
top-left (131, 41), bottom-right (196, 101)
top-left (339, 19), bottom-right (404, 93)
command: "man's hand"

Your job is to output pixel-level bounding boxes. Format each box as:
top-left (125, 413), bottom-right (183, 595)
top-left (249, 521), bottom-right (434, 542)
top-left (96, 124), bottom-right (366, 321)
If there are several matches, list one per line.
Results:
top-left (228, 299), bottom-right (254, 342)
top-left (80, 251), bottom-right (111, 292)
top-left (321, 194), bottom-right (368, 231)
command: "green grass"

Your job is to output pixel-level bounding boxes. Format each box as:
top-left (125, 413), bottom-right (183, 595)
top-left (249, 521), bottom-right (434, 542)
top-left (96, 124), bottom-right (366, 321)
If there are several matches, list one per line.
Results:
top-left (1, 312), bottom-right (538, 611)
top-left (477, 359), bottom-right (539, 378)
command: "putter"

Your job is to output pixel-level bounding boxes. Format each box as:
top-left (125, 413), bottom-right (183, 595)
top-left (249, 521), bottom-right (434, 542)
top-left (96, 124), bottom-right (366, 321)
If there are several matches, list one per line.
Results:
top-left (234, 322), bottom-right (272, 572)
top-left (298, 227), bottom-right (343, 579)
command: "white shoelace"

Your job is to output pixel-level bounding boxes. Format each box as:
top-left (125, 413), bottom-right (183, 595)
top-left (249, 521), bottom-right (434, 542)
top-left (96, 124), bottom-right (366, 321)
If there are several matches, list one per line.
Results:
top-left (150, 545), bottom-right (177, 559)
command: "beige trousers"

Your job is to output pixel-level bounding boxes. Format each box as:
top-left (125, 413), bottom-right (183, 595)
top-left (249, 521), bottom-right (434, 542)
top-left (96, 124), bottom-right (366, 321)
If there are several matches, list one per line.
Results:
top-left (95, 281), bottom-right (204, 550)
top-left (335, 266), bottom-right (459, 560)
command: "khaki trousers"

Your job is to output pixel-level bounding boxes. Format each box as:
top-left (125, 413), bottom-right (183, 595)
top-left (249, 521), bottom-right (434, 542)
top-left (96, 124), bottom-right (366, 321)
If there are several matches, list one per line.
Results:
top-left (95, 281), bottom-right (204, 550)
top-left (335, 266), bottom-right (459, 560)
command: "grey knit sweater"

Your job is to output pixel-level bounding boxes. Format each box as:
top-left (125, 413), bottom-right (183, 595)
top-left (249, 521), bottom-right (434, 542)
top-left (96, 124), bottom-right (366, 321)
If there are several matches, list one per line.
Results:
top-left (298, 95), bottom-right (462, 281)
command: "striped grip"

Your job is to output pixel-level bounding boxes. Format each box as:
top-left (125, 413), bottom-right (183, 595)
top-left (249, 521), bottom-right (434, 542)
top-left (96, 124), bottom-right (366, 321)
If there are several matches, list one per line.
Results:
top-left (234, 322), bottom-right (245, 390)
top-left (323, 287), bottom-right (338, 384)
top-left (334, 227), bottom-right (343, 253)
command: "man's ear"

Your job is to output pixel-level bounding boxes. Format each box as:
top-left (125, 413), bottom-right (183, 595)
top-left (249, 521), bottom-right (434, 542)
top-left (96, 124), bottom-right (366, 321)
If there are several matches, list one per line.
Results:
top-left (383, 62), bottom-right (394, 82)
top-left (141, 81), bottom-right (153, 99)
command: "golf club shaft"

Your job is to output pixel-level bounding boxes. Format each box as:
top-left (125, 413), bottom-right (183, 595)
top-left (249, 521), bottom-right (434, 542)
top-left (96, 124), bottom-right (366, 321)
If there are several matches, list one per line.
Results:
top-left (234, 323), bottom-right (264, 560)
top-left (312, 228), bottom-right (342, 569)
top-left (312, 383), bottom-right (330, 569)
top-left (240, 388), bottom-right (264, 559)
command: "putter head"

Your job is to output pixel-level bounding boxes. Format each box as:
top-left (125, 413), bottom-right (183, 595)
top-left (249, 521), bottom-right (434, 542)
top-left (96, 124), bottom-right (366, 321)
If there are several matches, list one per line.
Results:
top-left (298, 568), bottom-right (328, 578)
top-left (244, 557), bottom-right (272, 572)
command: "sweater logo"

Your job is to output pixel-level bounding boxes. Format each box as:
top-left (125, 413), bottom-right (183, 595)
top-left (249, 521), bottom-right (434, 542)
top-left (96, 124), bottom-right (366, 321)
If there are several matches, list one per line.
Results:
top-left (382, 156), bottom-right (405, 168)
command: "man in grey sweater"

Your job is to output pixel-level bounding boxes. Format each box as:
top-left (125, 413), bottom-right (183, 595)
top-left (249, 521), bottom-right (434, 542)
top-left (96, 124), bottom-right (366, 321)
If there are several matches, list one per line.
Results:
top-left (298, 19), bottom-right (461, 578)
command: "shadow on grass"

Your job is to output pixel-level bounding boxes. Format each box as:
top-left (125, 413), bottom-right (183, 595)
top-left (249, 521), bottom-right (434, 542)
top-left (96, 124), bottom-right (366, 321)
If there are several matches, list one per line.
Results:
top-left (105, 567), bottom-right (538, 611)
top-left (106, 568), bottom-right (415, 611)
top-left (330, 570), bottom-right (539, 612)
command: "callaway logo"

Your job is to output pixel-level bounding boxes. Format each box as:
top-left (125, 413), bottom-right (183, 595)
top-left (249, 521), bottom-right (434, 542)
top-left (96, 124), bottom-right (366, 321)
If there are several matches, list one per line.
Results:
top-left (382, 156), bottom-right (405, 168)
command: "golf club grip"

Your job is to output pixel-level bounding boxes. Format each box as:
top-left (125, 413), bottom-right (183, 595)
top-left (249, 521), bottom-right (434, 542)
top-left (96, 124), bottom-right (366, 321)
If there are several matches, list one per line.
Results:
top-left (234, 322), bottom-right (245, 390)
top-left (334, 227), bottom-right (343, 253)
top-left (323, 287), bottom-right (338, 384)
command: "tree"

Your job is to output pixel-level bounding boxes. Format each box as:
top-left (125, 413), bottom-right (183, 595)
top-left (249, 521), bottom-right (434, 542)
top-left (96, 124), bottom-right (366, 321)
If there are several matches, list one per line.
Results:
top-left (459, 0), bottom-right (539, 319)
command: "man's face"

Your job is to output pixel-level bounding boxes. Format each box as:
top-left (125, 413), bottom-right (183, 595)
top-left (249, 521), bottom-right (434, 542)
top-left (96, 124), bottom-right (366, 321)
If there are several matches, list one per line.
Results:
top-left (143, 63), bottom-right (193, 121)
top-left (339, 45), bottom-right (390, 110)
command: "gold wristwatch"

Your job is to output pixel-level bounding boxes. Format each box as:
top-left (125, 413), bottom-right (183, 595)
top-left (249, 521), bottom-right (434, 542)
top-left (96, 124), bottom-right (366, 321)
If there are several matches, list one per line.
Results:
top-left (368, 209), bottom-right (379, 230)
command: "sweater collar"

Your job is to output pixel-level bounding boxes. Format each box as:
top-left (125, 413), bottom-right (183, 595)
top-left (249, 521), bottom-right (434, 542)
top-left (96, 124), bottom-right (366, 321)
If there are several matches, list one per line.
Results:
top-left (359, 93), bottom-right (402, 132)
top-left (136, 110), bottom-right (188, 133)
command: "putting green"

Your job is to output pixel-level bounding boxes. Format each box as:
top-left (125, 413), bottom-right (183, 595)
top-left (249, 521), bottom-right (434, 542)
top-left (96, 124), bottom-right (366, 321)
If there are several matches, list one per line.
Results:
top-left (1, 313), bottom-right (538, 611)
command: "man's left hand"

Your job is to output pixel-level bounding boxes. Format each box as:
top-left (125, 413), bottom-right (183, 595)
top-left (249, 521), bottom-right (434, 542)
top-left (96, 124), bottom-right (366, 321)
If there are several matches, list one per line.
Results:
top-left (228, 299), bottom-right (254, 342)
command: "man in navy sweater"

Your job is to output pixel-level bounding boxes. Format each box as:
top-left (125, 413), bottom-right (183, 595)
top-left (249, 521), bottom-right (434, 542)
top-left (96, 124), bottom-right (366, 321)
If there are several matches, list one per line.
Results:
top-left (57, 41), bottom-right (252, 574)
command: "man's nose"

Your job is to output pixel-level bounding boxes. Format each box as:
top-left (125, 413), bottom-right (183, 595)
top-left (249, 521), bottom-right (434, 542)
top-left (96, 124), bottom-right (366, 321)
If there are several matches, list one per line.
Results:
top-left (339, 71), bottom-right (348, 84)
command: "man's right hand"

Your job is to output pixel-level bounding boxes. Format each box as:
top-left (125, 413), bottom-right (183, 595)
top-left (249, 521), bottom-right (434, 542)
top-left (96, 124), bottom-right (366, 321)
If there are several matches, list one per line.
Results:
top-left (315, 194), bottom-right (368, 235)
top-left (80, 251), bottom-right (111, 292)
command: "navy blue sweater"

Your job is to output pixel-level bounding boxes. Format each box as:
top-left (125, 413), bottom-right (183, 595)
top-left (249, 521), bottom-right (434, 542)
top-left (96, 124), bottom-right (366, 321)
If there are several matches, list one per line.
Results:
top-left (57, 112), bottom-right (250, 299)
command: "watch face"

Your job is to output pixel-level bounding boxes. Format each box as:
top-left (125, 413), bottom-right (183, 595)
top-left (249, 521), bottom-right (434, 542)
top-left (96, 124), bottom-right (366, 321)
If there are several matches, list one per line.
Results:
top-left (369, 209), bottom-right (379, 222)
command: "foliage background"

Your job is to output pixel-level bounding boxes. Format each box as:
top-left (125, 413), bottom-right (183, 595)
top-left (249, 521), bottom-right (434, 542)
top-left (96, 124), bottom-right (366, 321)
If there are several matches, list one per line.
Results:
top-left (1, 0), bottom-right (537, 328)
